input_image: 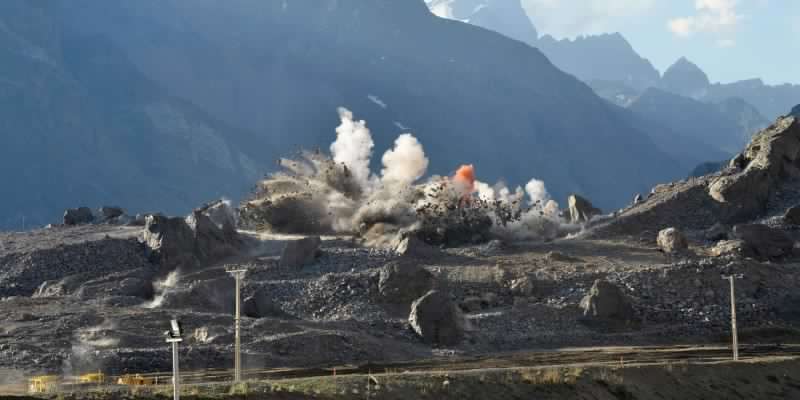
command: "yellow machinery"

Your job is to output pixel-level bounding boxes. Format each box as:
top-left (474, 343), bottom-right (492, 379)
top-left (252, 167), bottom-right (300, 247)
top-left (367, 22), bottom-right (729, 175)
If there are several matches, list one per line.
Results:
top-left (28, 375), bottom-right (60, 394)
top-left (116, 374), bottom-right (155, 386)
top-left (78, 372), bottom-right (106, 384)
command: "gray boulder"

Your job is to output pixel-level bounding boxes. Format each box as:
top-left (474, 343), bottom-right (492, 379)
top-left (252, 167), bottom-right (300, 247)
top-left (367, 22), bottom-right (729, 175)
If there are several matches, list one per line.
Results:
top-left (732, 224), bottom-right (794, 259)
top-left (97, 206), bottom-right (124, 222)
top-left (567, 194), bottom-right (601, 224)
top-left (657, 227), bottom-right (688, 254)
top-left (785, 206), bottom-right (800, 225)
top-left (378, 261), bottom-right (435, 303)
top-left (580, 280), bottom-right (634, 321)
top-left (408, 290), bottom-right (466, 346)
top-left (63, 207), bottom-right (94, 225)
top-left (279, 236), bottom-right (322, 269)
top-left (186, 210), bottom-right (239, 262)
top-left (199, 200), bottom-right (239, 231)
top-left (395, 236), bottom-right (441, 259)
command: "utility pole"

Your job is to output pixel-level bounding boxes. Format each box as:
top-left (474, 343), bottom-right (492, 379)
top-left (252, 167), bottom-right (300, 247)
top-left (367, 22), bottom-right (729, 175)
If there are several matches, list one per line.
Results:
top-left (165, 319), bottom-right (183, 400)
top-left (227, 266), bottom-right (248, 383)
top-left (722, 274), bottom-right (743, 361)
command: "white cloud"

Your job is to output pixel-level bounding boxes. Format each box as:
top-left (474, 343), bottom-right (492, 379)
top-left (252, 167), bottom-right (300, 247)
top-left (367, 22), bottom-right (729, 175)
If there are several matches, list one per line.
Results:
top-left (521, 0), bottom-right (656, 38)
top-left (668, 0), bottom-right (741, 37)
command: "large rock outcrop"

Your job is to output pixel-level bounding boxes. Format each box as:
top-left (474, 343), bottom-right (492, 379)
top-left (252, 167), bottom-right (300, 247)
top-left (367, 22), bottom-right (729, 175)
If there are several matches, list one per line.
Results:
top-left (567, 194), bottom-right (601, 224)
top-left (143, 215), bottom-right (198, 270)
top-left (63, 207), bottom-right (94, 225)
top-left (591, 116), bottom-right (800, 237)
top-left (408, 290), bottom-right (466, 346)
top-left (143, 208), bottom-right (242, 271)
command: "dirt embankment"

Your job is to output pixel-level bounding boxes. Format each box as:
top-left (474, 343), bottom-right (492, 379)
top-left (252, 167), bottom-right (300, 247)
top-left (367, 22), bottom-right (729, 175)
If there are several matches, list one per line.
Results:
top-left (14, 358), bottom-right (798, 400)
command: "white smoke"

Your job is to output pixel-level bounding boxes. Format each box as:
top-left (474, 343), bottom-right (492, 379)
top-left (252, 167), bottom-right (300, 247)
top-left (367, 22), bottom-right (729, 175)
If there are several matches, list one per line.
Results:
top-left (243, 107), bottom-right (572, 245)
top-left (525, 179), bottom-right (550, 205)
top-left (381, 133), bottom-right (429, 187)
top-left (142, 270), bottom-right (179, 309)
top-left (331, 107), bottom-right (375, 188)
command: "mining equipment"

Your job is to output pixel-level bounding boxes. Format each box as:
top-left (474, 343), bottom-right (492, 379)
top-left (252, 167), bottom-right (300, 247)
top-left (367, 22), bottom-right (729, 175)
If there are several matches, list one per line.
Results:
top-left (28, 375), bottom-right (59, 394)
top-left (117, 374), bottom-right (156, 386)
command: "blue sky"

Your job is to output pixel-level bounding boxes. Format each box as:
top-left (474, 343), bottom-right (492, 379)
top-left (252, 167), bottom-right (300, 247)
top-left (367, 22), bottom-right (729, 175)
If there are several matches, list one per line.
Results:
top-left (521, 0), bottom-right (799, 85)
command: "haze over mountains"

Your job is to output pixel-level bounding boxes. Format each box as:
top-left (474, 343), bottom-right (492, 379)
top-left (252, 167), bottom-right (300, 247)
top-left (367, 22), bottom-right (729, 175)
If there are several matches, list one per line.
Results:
top-left (427, 0), bottom-right (797, 175)
top-left (1, 0), bottom-right (691, 229)
top-left (2, 0), bottom-right (794, 230)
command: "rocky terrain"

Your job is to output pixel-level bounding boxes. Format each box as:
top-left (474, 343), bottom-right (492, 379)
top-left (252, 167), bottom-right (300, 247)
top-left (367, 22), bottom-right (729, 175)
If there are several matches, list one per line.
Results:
top-left (1, 112), bottom-right (800, 389)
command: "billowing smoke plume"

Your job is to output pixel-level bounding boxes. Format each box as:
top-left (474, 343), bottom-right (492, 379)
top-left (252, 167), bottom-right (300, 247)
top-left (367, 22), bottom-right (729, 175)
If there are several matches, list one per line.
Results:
top-left (331, 107), bottom-right (374, 188)
top-left (381, 133), bottom-right (429, 187)
top-left (241, 107), bottom-right (572, 246)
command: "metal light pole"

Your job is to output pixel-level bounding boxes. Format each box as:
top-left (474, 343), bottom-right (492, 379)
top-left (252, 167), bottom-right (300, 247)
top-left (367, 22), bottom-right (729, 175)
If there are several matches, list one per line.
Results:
top-left (165, 319), bottom-right (183, 400)
top-left (722, 275), bottom-right (742, 361)
top-left (227, 267), bottom-right (247, 383)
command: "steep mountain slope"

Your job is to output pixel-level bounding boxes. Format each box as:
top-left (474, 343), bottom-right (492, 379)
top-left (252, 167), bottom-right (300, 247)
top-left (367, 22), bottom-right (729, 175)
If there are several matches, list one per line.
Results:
top-left (0, 1), bottom-right (265, 229)
top-left (629, 88), bottom-right (749, 156)
top-left (706, 79), bottom-right (800, 121)
top-left (428, 0), bottom-right (798, 122)
top-left (659, 58), bottom-right (800, 121)
top-left (424, 0), bottom-right (660, 90)
top-left (536, 33), bottom-right (661, 91)
top-left (54, 0), bottom-right (680, 210)
top-left (715, 97), bottom-right (770, 140)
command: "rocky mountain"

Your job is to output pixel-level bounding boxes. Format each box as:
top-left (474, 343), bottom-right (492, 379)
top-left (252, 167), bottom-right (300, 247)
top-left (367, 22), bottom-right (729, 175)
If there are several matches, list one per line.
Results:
top-left (659, 57), bottom-right (710, 99)
top-left (536, 33), bottom-right (661, 91)
top-left (36, 0), bottom-right (681, 213)
top-left (705, 79), bottom-right (800, 121)
top-left (425, 1), bottom-right (797, 123)
top-left (0, 1), bottom-right (266, 229)
top-left (659, 58), bottom-right (800, 121)
top-left (425, 0), bottom-right (538, 45)
top-left (792, 105), bottom-right (800, 118)
top-left (424, 0), bottom-right (660, 91)
top-left (630, 88), bottom-right (765, 155)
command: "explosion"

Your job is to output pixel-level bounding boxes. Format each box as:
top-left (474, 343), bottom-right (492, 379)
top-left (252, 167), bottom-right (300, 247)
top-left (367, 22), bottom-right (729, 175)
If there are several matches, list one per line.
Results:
top-left (240, 108), bottom-right (571, 246)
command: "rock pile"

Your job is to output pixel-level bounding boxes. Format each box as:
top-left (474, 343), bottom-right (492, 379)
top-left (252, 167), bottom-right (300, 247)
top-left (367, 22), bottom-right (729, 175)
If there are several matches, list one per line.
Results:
top-left (0, 235), bottom-right (153, 297)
